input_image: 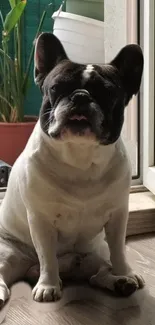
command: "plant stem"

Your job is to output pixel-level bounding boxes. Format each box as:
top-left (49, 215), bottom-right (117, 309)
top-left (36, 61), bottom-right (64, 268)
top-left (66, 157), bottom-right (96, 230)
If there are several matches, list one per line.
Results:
top-left (2, 38), bottom-right (8, 120)
top-left (17, 18), bottom-right (23, 121)
top-left (0, 94), bottom-right (14, 111)
top-left (14, 18), bottom-right (23, 122)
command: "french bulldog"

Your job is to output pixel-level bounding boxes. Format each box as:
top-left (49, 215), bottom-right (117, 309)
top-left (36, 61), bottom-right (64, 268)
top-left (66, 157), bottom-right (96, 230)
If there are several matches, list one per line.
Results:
top-left (0, 33), bottom-right (144, 305)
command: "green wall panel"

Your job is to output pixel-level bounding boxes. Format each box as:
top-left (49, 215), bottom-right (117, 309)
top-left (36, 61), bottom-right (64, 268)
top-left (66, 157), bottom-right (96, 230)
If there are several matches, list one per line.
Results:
top-left (0, 0), bottom-right (63, 116)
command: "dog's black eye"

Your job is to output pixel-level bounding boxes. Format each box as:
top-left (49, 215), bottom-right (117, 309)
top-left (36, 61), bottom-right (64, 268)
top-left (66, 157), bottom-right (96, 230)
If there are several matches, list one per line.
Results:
top-left (50, 85), bottom-right (57, 92)
top-left (49, 85), bottom-right (58, 102)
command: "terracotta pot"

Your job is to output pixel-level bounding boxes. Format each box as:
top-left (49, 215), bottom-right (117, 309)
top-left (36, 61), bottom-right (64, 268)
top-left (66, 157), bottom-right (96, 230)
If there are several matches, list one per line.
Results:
top-left (0, 116), bottom-right (38, 166)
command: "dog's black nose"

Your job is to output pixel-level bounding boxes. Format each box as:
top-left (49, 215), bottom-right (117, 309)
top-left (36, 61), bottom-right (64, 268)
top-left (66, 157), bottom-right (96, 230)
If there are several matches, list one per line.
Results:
top-left (70, 89), bottom-right (91, 105)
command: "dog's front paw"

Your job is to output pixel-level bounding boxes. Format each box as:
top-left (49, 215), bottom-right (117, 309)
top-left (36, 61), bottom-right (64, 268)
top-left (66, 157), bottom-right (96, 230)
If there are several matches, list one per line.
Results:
top-left (32, 279), bottom-right (62, 302)
top-left (114, 274), bottom-right (145, 297)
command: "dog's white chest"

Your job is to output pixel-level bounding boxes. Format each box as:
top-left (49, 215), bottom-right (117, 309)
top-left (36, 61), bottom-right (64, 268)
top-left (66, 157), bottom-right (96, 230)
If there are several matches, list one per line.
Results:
top-left (53, 205), bottom-right (106, 239)
top-left (45, 180), bottom-right (112, 243)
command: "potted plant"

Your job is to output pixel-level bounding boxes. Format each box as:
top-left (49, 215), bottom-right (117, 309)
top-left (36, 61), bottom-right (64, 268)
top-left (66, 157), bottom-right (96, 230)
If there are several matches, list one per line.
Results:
top-left (66, 0), bottom-right (104, 21)
top-left (0, 0), bottom-right (48, 165)
top-left (52, 1), bottom-right (105, 65)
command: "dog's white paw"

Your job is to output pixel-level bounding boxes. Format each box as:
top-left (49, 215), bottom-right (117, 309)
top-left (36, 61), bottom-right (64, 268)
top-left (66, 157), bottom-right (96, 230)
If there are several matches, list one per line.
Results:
top-left (90, 269), bottom-right (145, 297)
top-left (114, 274), bottom-right (145, 296)
top-left (32, 280), bottom-right (62, 302)
top-left (0, 280), bottom-right (10, 307)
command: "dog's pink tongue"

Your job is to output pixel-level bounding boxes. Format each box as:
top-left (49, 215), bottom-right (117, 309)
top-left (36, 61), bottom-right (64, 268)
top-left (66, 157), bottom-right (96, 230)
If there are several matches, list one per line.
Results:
top-left (70, 115), bottom-right (87, 121)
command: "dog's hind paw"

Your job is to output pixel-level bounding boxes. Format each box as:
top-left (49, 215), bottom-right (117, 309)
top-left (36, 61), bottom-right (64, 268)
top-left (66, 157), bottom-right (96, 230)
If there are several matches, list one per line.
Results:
top-left (90, 268), bottom-right (145, 297)
top-left (114, 274), bottom-right (145, 297)
top-left (0, 280), bottom-right (10, 307)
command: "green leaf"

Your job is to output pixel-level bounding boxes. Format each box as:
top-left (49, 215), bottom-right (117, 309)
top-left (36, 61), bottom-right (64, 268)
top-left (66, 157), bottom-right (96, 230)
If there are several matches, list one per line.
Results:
top-left (0, 10), bottom-right (4, 27)
top-left (3, 1), bottom-right (27, 36)
top-left (9, 0), bottom-right (16, 9)
top-left (9, 0), bottom-right (21, 9)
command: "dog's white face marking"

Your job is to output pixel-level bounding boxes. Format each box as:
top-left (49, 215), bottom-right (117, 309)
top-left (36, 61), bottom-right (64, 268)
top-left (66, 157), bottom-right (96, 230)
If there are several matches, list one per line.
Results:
top-left (83, 65), bottom-right (94, 82)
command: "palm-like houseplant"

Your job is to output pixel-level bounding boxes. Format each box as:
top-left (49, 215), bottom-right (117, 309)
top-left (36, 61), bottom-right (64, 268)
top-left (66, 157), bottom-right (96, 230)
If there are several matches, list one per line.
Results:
top-left (0, 0), bottom-right (49, 165)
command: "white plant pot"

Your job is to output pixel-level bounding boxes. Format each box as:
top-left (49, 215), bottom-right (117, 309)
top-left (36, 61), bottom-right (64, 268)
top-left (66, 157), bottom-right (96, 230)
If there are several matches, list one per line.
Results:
top-left (52, 11), bottom-right (105, 64)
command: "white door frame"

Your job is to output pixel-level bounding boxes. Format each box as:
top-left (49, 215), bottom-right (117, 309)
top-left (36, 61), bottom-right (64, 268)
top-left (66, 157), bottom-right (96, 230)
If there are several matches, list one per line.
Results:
top-left (143, 0), bottom-right (155, 193)
top-left (126, 0), bottom-right (138, 144)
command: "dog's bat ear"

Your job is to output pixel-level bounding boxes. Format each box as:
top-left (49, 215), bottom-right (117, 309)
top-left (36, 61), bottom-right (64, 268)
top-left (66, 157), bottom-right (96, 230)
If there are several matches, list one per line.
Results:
top-left (34, 32), bottom-right (68, 87)
top-left (111, 44), bottom-right (144, 105)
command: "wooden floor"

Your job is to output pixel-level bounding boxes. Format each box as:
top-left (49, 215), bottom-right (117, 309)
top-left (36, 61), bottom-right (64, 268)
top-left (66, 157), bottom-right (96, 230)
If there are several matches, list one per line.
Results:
top-left (1, 234), bottom-right (155, 325)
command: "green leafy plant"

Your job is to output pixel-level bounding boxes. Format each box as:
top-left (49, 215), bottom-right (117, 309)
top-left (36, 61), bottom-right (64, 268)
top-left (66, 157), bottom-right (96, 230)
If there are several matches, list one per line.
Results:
top-left (0, 0), bottom-right (51, 122)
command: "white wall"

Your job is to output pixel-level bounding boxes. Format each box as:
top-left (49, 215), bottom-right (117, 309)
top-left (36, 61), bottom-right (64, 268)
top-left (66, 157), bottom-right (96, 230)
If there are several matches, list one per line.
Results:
top-left (104, 0), bottom-right (127, 62)
top-left (104, 0), bottom-right (137, 175)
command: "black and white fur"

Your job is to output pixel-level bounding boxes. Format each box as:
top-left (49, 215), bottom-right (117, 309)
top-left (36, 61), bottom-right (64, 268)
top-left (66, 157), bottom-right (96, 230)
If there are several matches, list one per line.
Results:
top-left (0, 33), bottom-right (144, 305)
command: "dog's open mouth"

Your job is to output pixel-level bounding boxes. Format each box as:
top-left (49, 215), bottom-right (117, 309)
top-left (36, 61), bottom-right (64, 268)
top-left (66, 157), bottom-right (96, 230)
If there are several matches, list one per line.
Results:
top-left (65, 115), bottom-right (92, 134)
top-left (69, 115), bottom-right (88, 121)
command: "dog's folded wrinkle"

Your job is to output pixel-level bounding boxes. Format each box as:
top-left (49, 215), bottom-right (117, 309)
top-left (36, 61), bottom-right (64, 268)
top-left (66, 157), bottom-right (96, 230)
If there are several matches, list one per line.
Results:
top-left (0, 32), bottom-right (144, 305)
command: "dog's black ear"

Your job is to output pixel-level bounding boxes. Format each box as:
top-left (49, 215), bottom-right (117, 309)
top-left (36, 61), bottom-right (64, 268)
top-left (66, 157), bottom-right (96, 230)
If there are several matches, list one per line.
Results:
top-left (111, 44), bottom-right (144, 104)
top-left (34, 32), bottom-right (68, 87)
